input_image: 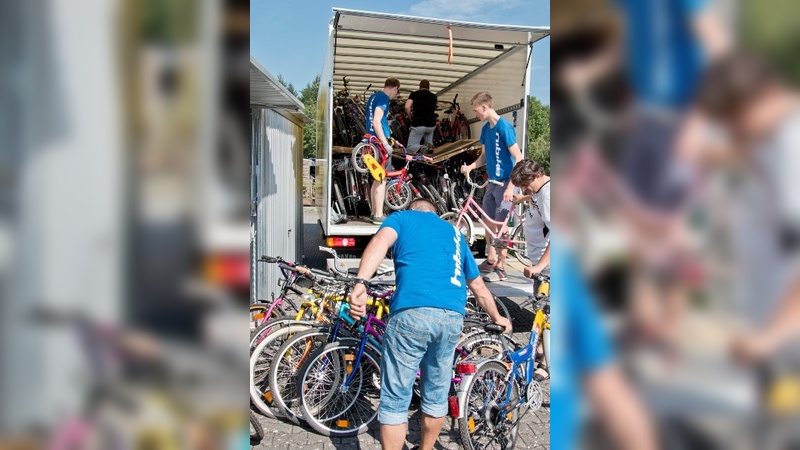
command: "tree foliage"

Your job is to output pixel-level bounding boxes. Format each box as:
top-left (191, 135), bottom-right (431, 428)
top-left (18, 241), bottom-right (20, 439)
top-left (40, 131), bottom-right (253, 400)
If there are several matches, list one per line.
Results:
top-left (526, 96), bottom-right (550, 174)
top-left (276, 74), bottom-right (298, 97)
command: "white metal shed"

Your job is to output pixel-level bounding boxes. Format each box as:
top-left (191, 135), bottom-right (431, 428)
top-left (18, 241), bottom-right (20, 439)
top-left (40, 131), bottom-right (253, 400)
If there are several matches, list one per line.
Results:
top-left (250, 57), bottom-right (311, 303)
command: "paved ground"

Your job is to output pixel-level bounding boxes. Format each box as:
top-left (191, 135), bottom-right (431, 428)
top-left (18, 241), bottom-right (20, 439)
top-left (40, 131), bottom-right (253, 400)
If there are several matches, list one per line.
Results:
top-left (251, 208), bottom-right (549, 449)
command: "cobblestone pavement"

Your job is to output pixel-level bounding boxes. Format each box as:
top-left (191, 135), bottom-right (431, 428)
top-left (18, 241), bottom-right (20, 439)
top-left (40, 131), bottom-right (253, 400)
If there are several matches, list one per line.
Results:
top-left (252, 295), bottom-right (550, 450)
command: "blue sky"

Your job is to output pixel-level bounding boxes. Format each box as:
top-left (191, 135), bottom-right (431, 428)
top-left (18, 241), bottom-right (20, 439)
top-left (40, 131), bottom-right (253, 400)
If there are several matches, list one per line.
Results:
top-left (251, 0), bottom-right (550, 104)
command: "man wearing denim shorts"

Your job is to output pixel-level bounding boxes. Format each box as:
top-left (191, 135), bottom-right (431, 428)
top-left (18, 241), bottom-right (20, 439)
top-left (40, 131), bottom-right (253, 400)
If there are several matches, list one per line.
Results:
top-left (349, 198), bottom-right (512, 450)
top-left (461, 91), bottom-right (523, 282)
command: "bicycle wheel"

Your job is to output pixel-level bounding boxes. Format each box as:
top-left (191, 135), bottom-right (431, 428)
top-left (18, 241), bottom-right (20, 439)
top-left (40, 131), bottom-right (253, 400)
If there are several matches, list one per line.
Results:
top-left (465, 296), bottom-right (512, 337)
top-left (250, 304), bottom-right (284, 333)
top-left (250, 411), bottom-right (265, 445)
top-left (270, 327), bottom-right (341, 424)
top-left (351, 141), bottom-right (378, 174)
top-left (250, 316), bottom-right (309, 349)
top-left (250, 323), bottom-right (313, 419)
top-left (510, 224), bottom-right (531, 266)
top-left (458, 360), bottom-right (520, 450)
top-left (333, 180), bottom-right (348, 217)
top-left (385, 180), bottom-right (413, 211)
top-left (455, 332), bottom-right (506, 366)
top-left (298, 341), bottom-right (382, 437)
top-left (440, 212), bottom-right (473, 245)
top-left (455, 116), bottom-right (471, 140)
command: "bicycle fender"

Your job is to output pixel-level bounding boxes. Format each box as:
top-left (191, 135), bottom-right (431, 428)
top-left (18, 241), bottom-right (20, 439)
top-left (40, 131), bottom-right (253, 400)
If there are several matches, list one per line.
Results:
top-left (362, 154), bottom-right (385, 181)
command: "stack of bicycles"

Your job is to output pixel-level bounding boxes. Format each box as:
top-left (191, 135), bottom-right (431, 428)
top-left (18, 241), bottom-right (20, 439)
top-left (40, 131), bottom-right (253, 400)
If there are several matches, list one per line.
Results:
top-left (249, 247), bottom-right (517, 438)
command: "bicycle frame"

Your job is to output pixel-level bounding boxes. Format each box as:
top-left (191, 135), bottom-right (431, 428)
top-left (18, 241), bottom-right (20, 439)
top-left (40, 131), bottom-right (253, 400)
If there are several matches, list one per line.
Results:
top-left (455, 195), bottom-right (526, 247)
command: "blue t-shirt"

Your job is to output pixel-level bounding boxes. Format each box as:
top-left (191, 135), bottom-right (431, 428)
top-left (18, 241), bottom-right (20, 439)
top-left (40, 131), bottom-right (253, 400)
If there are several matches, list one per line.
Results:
top-left (366, 91), bottom-right (391, 138)
top-left (549, 239), bottom-right (614, 450)
top-left (480, 117), bottom-right (516, 181)
top-left (616, 0), bottom-right (708, 109)
top-left (379, 211), bottom-right (479, 314)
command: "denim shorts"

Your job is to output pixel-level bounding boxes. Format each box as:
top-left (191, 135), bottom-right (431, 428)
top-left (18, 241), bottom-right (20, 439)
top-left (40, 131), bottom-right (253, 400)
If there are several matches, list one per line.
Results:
top-left (379, 307), bottom-right (464, 424)
top-left (482, 179), bottom-right (513, 221)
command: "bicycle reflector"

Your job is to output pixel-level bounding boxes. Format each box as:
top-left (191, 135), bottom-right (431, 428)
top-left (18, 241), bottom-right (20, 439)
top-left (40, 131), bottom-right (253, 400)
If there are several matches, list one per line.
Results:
top-left (456, 363), bottom-right (476, 374)
top-left (326, 237), bottom-right (355, 247)
top-left (448, 395), bottom-right (459, 417)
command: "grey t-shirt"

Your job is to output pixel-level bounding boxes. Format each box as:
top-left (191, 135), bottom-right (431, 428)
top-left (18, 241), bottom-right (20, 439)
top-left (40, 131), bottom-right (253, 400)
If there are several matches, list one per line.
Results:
top-left (524, 180), bottom-right (551, 265)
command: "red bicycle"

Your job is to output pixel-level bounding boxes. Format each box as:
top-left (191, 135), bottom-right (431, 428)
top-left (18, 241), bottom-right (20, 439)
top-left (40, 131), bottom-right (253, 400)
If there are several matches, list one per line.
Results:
top-left (435, 94), bottom-right (471, 144)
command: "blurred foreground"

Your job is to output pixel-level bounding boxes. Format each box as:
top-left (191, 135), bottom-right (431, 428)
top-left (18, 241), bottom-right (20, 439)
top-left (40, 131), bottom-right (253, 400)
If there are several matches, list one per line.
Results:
top-left (552, 0), bottom-right (800, 449)
top-left (0, 0), bottom-right (249, 448)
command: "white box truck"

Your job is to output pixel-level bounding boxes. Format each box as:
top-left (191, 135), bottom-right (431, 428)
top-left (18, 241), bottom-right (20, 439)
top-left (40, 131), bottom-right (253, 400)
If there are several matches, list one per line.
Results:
top-left (314, 8), bottom-right (548, 257)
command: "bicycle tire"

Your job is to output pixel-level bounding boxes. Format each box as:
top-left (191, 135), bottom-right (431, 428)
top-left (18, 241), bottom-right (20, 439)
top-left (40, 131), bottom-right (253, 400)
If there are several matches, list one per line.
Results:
top-left (250, 411), bottom-right (265, 445)
top-left (270, 326), bottom-right (345, 424)
top-left (250, 316), bottom-right (308, 350)
top-left (250, 304), bottom-right (284, 332)
top-left (250, 323), bottom-right (314, 419)
top-left (458, 360), bottom-right (520, 450)
top-left (351, 141), bottom-right (377, 174)
top-left (298, 340), bottom-right (382, 437)
top-left (440, 212), bottom-right (474, 245)
top-left (333, 181), bottom-right (348, 217)
top-left (385, 180), bottom-right (413, 211)
top-left (465, 296), bottom-right (512, 338)
top-left (510, 225), bottom-right (532, 267)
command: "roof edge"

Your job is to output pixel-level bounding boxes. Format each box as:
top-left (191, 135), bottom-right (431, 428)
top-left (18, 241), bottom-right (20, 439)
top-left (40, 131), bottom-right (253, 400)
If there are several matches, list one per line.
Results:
top-left (332, 8), bottom-right (550, 34)
top-left (250, 55), bottom-right (305, 110)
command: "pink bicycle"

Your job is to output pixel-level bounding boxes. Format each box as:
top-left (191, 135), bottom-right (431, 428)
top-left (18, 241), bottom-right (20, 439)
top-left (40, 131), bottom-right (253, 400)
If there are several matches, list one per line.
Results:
top-left (440, 171), bottom-right (530, 265)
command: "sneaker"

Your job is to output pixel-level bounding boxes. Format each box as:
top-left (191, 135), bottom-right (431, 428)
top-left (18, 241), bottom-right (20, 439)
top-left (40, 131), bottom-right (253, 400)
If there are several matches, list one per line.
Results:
top-left (370, 215), bottom-right (385, 225)
top-left (483, 267), bottom-right (508, 282)
top-left (477, 260), bottom-right (497, 273)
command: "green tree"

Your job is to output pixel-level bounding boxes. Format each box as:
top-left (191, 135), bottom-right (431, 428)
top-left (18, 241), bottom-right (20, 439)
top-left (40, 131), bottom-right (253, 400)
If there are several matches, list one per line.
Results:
top-left (276, 74), bottom-right (298, 97)
top-left (526, 96), bottom-right (550, 174)
top-left (298, 75), bottom-right (321, 158)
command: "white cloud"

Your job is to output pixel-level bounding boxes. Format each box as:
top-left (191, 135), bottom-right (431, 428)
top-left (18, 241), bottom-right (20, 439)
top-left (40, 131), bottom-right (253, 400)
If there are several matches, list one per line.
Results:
top-left (407, 0), bottom-right (524, 22)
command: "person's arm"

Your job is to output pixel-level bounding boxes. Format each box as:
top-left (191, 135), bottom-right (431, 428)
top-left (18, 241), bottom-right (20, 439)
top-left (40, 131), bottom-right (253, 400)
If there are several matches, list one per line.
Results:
top-left (503, 142), bottom-right (524, 201)
top-left (349, 227), bottom-right (398, 319)
top-left (512, 193), bottom-right (532, 204)
top-left (462, 150), bottom-right (486, 174)
top-left (584, 365), bottom-right (658, 450)
top-left (466, 277), bottom-right (512, 333)
top-left (404, 99), bottom-right (413, 119)
top-left (691, 4), bottom-right (731, 60)
top-left (734, 276), bottom-right (800, 362)
top-left (372, 107), bottom-right (391, 151)
top-left (524, 242), bottom-right (550, 278)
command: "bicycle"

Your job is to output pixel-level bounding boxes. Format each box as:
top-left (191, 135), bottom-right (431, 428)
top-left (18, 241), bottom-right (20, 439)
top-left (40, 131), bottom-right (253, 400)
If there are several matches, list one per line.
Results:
top-left (250, 255), bottom-right (311, 331)
top-left (438, 94), bottom-right (471, 143)
top-left (454, 273), bottom-right (551, 450)
top-left (440, 169), bottom-right (530, 265)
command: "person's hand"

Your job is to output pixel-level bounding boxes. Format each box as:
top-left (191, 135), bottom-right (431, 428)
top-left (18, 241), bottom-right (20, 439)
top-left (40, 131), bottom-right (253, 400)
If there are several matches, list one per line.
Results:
top-left (460, 164), bottom-right (472, 175)
top-left (512, 194), bottom-right (527, 204)
top-left (383, 141), bottom-right (393, 154)
top-left (349, 283), bottom-right (368, 320)
top-left (524, 265), bottom-right (543, 279)
top-left (503, 187), bottom-right (514, 203)
top-left (731, 333), bottom-right (772, 365)
top-left (494, 316), bottom-right (513, 334)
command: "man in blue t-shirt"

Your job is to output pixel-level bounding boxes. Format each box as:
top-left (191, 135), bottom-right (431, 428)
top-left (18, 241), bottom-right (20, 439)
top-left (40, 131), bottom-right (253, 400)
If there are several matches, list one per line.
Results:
top-left (460, 91), bottom-right (523, 283)
top-left (349, 199), bottom-right (512, 450)
top-left (365, 77), bottom-right (401, 225)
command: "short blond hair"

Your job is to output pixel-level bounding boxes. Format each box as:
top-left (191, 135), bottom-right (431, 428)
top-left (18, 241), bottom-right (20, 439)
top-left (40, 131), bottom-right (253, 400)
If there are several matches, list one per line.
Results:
top-left (471, 92), bottom-right (493, 108)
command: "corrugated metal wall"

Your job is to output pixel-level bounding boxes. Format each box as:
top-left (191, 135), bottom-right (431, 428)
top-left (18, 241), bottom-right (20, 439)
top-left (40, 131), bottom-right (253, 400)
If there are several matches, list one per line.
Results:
top-left (251, 108), bottom-right (304, 302)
